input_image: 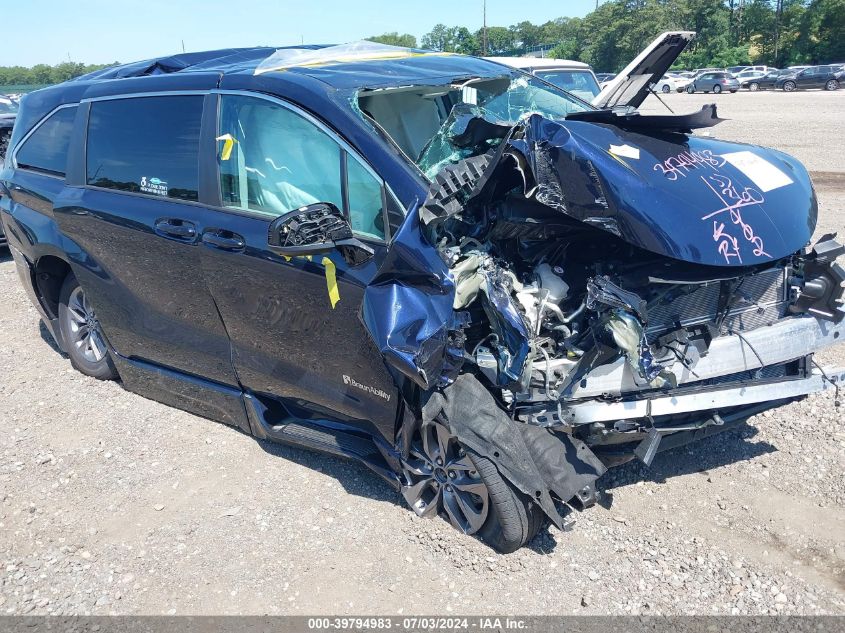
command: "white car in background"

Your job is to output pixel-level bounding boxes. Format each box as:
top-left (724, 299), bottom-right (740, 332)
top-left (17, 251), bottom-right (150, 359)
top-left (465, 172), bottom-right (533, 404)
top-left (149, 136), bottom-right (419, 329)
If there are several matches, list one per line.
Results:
top-left (654, 72), bottom-right (693, 93)
top-left (485, 57), bottom-right (602, 101)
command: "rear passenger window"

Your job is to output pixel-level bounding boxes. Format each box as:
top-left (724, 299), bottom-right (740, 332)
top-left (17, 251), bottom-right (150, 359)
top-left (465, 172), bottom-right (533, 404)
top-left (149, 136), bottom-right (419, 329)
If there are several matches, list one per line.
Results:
top-left (86, 96), bottom-right (202, 201)
top-left (16, 106), bottom-right (77, 176)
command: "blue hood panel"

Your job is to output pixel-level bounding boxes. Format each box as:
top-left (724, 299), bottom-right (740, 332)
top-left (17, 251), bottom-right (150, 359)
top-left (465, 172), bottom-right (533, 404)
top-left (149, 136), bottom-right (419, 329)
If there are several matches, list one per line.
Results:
top-left (512, 115), bottom-right (817, 267)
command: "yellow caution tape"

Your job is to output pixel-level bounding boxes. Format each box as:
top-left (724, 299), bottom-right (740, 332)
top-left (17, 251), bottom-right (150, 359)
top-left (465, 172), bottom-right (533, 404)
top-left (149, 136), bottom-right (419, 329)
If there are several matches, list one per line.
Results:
top-left (216, 134), bottom-right (237, 161)
top-left (322, 256), bottom-right (340, 309)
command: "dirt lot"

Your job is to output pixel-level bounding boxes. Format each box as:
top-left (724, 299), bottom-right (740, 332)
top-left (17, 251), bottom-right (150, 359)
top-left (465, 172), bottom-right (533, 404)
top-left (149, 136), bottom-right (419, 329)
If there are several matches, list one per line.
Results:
top-left (1, 90), bottom-right (844, 616)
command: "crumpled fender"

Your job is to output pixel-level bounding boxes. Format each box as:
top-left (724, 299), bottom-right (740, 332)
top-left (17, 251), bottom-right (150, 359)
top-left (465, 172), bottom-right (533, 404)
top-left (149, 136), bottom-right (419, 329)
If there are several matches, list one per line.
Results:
top-left (421, 373), bottom-right (606, 527)
top-left (361, 202), bottom-right (459, 390)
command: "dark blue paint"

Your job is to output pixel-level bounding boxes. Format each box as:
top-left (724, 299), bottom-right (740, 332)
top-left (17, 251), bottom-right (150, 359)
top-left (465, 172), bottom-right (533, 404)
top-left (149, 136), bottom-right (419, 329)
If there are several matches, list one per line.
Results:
top-left (507, 115), bottom-right (816, 267)
top-left (362, 202), bottom-right (459, 390)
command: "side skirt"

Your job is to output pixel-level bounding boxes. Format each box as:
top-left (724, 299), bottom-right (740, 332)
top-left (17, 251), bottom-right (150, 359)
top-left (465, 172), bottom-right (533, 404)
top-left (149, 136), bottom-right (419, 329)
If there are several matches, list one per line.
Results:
top-left (111, 354), bottom-right (401, 490)
top-left (243, 393), bottom-right (401, 490)
top-left (112, 354), bottom-right (252, 433)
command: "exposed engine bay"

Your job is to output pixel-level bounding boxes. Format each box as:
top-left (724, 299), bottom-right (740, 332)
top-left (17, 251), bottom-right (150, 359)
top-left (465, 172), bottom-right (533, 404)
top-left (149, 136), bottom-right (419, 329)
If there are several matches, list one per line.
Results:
top-left (360, 72), bottom-right (845, 527)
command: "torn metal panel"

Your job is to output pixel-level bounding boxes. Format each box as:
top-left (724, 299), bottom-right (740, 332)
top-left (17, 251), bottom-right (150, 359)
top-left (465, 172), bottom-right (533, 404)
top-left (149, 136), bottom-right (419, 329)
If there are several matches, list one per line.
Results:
top-left (361, 202), bottom-right (461, 390)
top-left (574, 314), bottom-right (845, 399)
top-left (357, 61), bottom-right (843, 522)
top-left (420, 373), bottom-right (606, 529)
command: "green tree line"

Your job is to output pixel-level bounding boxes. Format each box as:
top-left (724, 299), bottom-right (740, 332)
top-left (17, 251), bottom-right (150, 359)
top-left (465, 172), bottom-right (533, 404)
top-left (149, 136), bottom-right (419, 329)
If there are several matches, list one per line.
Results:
top-left (4, 1), bottom-right (841, 87)
top-left (0, 61), bottom-right (117, 87)
top-left (370, 0), bottom-right (845, 72)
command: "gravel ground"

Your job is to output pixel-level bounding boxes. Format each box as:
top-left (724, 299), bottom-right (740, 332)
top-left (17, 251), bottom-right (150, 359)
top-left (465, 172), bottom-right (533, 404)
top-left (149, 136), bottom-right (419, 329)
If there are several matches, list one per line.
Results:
top-left (1, 91), bottom-right (844, 616)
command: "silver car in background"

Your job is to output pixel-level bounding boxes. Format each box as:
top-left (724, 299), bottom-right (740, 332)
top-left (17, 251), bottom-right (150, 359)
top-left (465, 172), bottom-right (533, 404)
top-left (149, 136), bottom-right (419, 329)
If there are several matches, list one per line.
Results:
top-left (685, 71), bottom-right (740, 93)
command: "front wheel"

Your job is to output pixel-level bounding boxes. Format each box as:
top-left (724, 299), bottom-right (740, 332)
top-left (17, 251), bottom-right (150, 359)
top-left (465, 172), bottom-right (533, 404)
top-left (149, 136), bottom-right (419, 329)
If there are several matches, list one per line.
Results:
top-left (783, 80), bottom-right (796, 92)
top-left (749, 82), bottom-right (759, 91)
top-left (661, 84), bottom-right (671, 94)
top-left (58, 275), bottom-right (118, 380)
top-left (400, 419), bottom-right (543, 553)
top-left (825, 79), bottom-right (839, 91)
top-left (713, 84), bottom-right (722, 94)
top-left (686, 85), bottom-right (695, 94)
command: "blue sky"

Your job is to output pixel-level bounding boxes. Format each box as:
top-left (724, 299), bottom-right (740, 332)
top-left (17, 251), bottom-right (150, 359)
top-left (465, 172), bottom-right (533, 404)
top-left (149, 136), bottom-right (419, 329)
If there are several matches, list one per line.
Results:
top-left (4, 0), bottom-right (597, 66)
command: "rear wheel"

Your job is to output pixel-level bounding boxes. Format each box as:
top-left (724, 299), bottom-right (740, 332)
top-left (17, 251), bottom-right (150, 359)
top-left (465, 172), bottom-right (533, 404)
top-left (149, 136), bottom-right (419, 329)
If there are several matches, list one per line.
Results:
top-left (58, 275), bottom-right (118, 380)
top-left (783, 80), bottom-right (796, 92)
top-left (661, 84), bottom-right (670, 94)
top-left (400, 419), bottom-right (543, 553)
top-left (713, 84), bottom-right (722, 94)
top-left (825, 79), bottom-right (839, 91)
top-left (749, 82), bottom-right (759, 91)
top-left (686, 85), bottom-right (695, 94)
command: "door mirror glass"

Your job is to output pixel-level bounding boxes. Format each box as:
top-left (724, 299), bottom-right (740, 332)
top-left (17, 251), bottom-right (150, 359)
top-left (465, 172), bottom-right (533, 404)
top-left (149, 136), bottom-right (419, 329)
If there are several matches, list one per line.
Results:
top-left (268, 203), bottom-right (374, 265)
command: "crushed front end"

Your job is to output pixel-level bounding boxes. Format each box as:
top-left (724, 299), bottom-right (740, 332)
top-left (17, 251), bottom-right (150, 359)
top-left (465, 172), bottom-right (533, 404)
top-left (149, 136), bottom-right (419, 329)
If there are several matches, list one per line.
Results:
top-left (363, 100), bottom-right (845, 529)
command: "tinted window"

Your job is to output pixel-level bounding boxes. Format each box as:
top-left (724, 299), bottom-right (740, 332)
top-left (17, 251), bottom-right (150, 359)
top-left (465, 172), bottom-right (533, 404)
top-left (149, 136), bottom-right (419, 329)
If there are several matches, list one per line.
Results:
top-left (87, 96), bottom-right (202, 201)
top-left (16, 106), bottom-right (77, 175)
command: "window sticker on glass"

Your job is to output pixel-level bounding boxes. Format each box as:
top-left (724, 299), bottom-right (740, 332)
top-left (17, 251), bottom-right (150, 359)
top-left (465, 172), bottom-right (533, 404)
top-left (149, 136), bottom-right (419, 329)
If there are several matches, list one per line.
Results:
top-left (140, 176), bottom-right (168, 196)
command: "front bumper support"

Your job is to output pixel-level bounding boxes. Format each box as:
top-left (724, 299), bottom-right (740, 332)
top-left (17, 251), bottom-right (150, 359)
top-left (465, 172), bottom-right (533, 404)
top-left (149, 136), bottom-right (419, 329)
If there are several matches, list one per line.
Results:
top-left (572, 316), bottom-right (845, 399)
top-left (563, 366), bottom-right (844, 425)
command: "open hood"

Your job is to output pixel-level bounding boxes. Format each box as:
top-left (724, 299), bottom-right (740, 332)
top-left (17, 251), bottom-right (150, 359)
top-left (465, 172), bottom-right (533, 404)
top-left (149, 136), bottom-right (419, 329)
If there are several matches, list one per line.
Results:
top-left (592, 31), bottom-right (695, 110)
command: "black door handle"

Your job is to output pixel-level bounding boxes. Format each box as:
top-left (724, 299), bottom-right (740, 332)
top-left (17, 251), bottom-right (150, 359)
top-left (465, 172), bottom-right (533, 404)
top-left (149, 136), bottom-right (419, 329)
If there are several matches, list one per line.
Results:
top-left (202, 229), bottom-right (245, 252)
top-left (154, 218), bottom-right (197, 241)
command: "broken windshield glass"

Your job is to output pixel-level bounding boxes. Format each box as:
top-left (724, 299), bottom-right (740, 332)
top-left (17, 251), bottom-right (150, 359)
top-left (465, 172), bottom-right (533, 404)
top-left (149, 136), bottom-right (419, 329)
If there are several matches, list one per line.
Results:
top-left (358, 74), bottom-right (593, 180)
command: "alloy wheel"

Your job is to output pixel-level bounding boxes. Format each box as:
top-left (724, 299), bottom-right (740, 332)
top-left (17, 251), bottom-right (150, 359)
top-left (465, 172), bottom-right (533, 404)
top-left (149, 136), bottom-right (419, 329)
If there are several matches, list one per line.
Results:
top-left (400, 420), bottom-right (489, 534)
top-left (713, 84), bottom-right (722, 94)
top-left (661, 85), bottom-right (670, 93)
top-left (826, 80), bottom-right (838, 91)
top-left (784, 81), bottom-right (796, 92)
top-left (65, 286), bottom-right (108, 364)
top-left (749, 83), bottom-right (759, 91)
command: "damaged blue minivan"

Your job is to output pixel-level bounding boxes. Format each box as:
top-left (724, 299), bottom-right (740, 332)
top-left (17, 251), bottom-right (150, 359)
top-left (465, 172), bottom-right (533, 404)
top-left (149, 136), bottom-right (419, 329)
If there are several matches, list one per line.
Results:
top-left (2, 34), bottom-right (843, 552)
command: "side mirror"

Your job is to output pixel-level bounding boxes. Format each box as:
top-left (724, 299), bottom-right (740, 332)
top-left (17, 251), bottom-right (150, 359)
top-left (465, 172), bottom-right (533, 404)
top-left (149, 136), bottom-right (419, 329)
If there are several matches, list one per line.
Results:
top-left (268, 202), bottom-right (374, 266)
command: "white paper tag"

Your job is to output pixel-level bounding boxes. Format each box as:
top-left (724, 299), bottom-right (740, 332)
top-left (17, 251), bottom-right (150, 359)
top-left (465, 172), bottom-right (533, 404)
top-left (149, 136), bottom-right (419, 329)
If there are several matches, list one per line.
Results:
top-left (609, 144), bottom-right (640, 160)
top-left (721, 151), bottom-right (793, 192)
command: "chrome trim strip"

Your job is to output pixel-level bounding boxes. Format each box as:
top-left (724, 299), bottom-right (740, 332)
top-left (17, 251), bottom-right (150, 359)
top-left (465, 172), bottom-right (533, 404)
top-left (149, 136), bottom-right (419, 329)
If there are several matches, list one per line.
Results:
top-left (571, 315), bottom-right (845, 399)
top-left (80, 90), bottom-right (210, 103)
top-left (564, 366), bottom-right (844, 425)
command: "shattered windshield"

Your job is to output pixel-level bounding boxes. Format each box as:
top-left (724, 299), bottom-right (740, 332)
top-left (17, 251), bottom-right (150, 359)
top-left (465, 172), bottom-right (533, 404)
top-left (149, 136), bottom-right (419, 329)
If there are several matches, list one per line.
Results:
top-left (358, 74), bottom-right (592, 180)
